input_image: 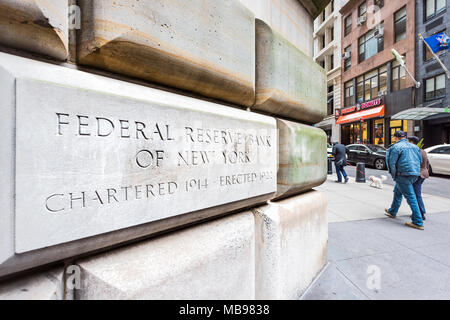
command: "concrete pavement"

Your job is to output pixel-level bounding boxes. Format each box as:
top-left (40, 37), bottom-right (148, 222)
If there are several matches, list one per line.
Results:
top-left (302, 174), bottom-right (450, 300)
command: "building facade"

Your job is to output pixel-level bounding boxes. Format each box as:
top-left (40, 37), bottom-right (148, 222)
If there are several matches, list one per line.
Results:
top-left (338, 0), bottom-right (416, 147)
top-left (314, 0), bottom-right (348, 143)
top-left (414, 0), bottom-right (449, 147)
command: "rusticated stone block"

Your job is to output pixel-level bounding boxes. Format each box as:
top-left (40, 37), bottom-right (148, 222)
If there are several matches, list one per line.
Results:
top-left (253, 19), bottom-right (326, 123)
top-left (253, 190), bottom-right (328, 299)
top-left (76, 212), bottom-right (255, 299)
top-left (0, 52), bottom-right (276, 278)
top-left (0, 268), bottom-right (66, 300)
top-left (275, 118), bottom-right (327, 200)
top-left (77, 0), bottom-right (255, 107)
top-left (0, 0), bottom-right (68, 60)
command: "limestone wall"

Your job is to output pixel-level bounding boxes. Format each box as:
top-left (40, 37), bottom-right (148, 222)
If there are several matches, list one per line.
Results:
top-left (0, 0), bottom-right (330, 300)
top-left (240, 0), bottom-right (314, 57)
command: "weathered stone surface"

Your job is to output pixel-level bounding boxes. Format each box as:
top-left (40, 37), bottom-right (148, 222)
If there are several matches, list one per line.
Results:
top-left (253, 190), bottom-right (328, 299)
top-left (0, 52), bottom-right (276, 278)
top-left (253, 19), bottom-right (326, 123)
top-left (0, 0), bottom-right (69, 60)
top-left (77, 0), bottom-right (255, 107)
top-left (275, 119), bottom-right (327, 200)
top-left (0, 268), bottom-right (66, 300)
top-left (76, 212), bottom-right (255, 299)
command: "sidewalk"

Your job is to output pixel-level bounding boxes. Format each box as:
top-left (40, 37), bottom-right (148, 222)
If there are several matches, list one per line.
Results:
top-left (317, 175), bottom-right (450, 223)
top-left (302, 175), bottom-right (450, 300)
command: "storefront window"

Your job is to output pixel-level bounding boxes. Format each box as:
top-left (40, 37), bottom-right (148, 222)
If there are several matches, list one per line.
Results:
top-left (362, 122), bottom-right (368, 144)
top-left (349, 122), bottom-right (368, 144)
top-left (374, 119), bottom-right (385, 145)
top-left (390, 120), bottom-right (408, 143)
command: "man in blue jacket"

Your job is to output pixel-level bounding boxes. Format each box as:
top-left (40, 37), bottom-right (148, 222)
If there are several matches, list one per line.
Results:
top-left (385, 131), bottom-right (424, 230)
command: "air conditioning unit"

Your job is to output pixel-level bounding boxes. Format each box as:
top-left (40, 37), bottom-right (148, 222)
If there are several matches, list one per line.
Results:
top-left (357, 15), bottom-right (367, 25)
top-left (342, 51), bottom-right (351, 59)
top-left (374, 26), bottom-right (384, 38)
top-left (378, 90), bottom-right (387, 96)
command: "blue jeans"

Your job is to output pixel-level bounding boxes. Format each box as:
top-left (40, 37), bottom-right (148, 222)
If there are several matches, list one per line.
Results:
top-left (335, 162), bottom-right (347, 182)
top-left (413, 177), bottom-right (426, 217)
top-left (388, 175), bottom-right (423, 226)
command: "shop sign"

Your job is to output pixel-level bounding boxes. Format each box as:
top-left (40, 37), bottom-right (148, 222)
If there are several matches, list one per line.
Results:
top-left (335, 109), bottom-right (341, 119)
top-left (341, 98), bottom-right (384, 115)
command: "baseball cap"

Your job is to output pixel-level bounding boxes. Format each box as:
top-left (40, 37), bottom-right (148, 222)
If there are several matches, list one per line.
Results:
top-left (393, 130), bottom-right (407, 138)
top-left (408, 136), bottom-right (420, 144)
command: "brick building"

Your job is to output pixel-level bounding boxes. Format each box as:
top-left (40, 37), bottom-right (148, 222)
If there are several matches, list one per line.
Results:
top-left (337, 0), bottom-right (416, 147)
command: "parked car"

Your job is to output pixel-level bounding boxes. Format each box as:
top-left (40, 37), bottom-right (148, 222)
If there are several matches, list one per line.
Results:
top-left (346, 144), bottom-right (387, 170)
top-left (425, 144), bottom-right (450, 176)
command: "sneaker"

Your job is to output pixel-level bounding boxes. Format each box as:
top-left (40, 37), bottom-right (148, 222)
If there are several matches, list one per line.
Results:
top-left (405, 221), bottom-right (424, 230)
top-left (334, 180), bottom-right (342, 183)
top-left (344, 177), bottom-right (349, 184)
top-left (385, 208), bottom-right (396, 219)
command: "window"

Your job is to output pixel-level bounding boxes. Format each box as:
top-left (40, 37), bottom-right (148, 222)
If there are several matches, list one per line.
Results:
top-left (390, 120), bottom-right (408, 144)
top-left (356, 65), bottom-right (387, 102)
top-left (344, 46), bottom-right (352, 71)
top-left (426, 0), bottom-right (446, 20)
top-left (344, 81), bottom-right (354, 107)
top-left (425, 74), bottom-right (446, 101)
top-left (424, 30), bottom-right (446, 61)
top-left (358, 24), bottom-right (384, 62)
top-left (322, 10), bottom-right (326, 22)
top-left (379, 65), bottom-right (388, 93)
top-left (331, 0), bottom-right (334, 12)
top-left (392, 60), bottom-right (406, 92)
top-left (359, 2), bottom-right (367, 17)
top-left (327, 85), bottom-right (334, 116)
top-left (374, 0), bottom-right (384, 10)
top-left (330, 54), bottom-right (334, 70)
top-left (321, 34), bottom-right (325, 50)
top-left (374, 119), bottom-right (385, 145)
top-left (345, 14), bottom-right (352, 36)
top-left (319, 60), bottom-right (325, 69)
top-left (330, 26), bottom-right (334, 42)
top-left (394, 7), bottom-right (407, 42)
top-left (429, 146), bottom-right (450, 154)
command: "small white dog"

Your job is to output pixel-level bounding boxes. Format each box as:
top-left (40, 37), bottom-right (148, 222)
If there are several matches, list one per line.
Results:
top-left (369, 175), bottom-right (387, 189)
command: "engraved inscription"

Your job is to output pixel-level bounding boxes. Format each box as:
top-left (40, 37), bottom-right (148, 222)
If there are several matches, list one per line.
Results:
top-left (15, 79), bottom-right (277, 252)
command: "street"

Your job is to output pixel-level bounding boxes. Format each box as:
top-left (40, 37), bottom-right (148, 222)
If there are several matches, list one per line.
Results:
top-left (302, 172), bottom-right (450, 300)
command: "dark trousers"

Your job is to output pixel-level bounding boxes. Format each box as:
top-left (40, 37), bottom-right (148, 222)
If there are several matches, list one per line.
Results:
top-left (335, 162), bottom-right (347, 182)
top-left (413, 177), bottom-right (426, 217)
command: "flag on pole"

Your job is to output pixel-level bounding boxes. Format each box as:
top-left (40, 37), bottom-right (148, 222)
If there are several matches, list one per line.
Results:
top-left (424, 32), bottom-right (450, 53)
top-left (420, 33), bottom-right (450, 79)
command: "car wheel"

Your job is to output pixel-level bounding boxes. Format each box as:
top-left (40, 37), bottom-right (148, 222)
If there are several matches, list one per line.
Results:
top-left (374, 158), bottom-right (385, 170)
top-left (429, 164), bottom-right (433, 176)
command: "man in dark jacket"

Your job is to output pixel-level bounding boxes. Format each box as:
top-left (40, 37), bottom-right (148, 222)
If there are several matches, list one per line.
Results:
top-left (385, 131), bottom-right (424, 230)
top-left (332, 142), bottom-right (349, 184)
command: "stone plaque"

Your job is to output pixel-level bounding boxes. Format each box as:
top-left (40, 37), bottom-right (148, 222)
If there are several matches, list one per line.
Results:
top-left (14, 78), bottom-right (276, 253)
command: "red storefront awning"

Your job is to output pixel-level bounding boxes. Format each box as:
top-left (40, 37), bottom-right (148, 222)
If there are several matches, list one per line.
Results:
top-left (336, 105), bottom-right (385, 125)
